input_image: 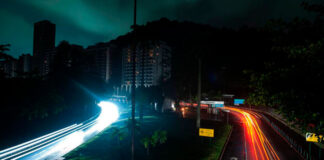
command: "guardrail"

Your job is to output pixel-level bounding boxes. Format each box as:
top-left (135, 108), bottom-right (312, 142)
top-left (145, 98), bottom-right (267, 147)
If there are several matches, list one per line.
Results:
top-left (234, 105), bottom-right (323, 160)
top-left (262, 114), bottom-right (322, 160)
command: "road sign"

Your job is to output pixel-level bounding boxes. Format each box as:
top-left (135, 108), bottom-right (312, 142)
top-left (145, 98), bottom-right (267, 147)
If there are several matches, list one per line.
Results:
top-left (306, 132), bottom-right (323, 142)
top-left (199, 128), bottom-right (214, 137)
top-left (201, 101), bottom-right (224, 107)
top-left (234, 99), bottom-right (245, 105)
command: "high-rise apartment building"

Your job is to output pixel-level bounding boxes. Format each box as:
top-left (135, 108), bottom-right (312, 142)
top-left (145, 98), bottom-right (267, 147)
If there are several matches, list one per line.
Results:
top-left (121, 41), bottom-right (171, 91)
top-left (86, 43), bottom-right (121, 84)
top-left (40, 49), bottom-right (56, 76)
top-left (33, 20), bottom-right (56, 56)
top-left (18, 54), bottom-right (32, 73)
top-left (0, 59), bottom-right (18, 78)
top-left (32, 20), bottom-right (56, 76)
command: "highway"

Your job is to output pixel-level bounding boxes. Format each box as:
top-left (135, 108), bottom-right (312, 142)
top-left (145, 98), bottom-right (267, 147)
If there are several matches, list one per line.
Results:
top-left (178, 104), bottom-right (302, 160)
top-left (224, 107), bottom-right (279, 160)
top-left (0, 101), bottom-right (120, 160)
top-left (222, 107), bottom-right (302, 160)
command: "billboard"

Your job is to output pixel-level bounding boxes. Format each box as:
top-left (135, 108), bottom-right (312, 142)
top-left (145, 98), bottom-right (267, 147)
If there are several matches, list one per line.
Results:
top-left (234, 99), bottom-right (245, 105)
top-left (201, 101), bottom-right (224, 107)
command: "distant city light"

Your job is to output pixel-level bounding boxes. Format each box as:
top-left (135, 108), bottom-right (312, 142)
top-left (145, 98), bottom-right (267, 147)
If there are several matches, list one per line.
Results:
top-left (171, 102), bottom-right (176, 111)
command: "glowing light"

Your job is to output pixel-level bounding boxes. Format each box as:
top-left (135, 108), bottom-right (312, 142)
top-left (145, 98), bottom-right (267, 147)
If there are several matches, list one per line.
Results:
top-left (94, 101), bottom-right (119, 132)
top-left (171, 102), bottom-right (176, 111)
top-left (38, 131), bottom-right (85, 159)
top-left (0, 101), bottom-right (120, 160)
top-left (0, 124), bottom-right (78, 158)
top-left (226, 107), bottom-right (280, 160)
top-left (5, 121), bottom-right (96, 160)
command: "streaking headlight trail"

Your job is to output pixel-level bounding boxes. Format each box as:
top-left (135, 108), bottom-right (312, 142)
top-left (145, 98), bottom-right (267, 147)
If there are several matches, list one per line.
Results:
top-left (225, 107), bottom-right (280, 160)
top-left (93, 101), bottom-right (120, 132)
top-left (0, 101), bottom-right (119, 160)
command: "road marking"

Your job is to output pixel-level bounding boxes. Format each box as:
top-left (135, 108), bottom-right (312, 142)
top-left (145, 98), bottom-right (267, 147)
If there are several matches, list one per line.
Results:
top-left (244, 124), bottom-right (248, 160)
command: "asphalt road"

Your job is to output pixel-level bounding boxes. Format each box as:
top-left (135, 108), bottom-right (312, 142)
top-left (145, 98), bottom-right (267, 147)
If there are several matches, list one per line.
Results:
top-left (178, 106), bottom-right (302, 160)
top-left (222, 107), bottom-right (302, 160)
top-left (221, 113), bottom-right (245, 160)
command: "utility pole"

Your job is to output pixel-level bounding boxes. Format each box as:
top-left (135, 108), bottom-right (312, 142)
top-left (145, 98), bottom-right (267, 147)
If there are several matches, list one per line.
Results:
top-left (196, 58), bottom-right (201, 128)
top-left (131, 0), bottom-right (137, 159)
top-left (227, 112), bottom-right (229, 124)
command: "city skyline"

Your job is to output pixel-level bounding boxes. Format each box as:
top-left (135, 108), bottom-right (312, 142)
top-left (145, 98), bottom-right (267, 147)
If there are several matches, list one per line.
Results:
top-left (1, 1), bottom-right (324, 159)
top-left (0, 0), bottom-right (320, 58)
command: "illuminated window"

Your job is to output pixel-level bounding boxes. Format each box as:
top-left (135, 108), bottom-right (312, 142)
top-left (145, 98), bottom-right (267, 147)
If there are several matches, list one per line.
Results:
top-left (149, 49), bottom-right (154, 57)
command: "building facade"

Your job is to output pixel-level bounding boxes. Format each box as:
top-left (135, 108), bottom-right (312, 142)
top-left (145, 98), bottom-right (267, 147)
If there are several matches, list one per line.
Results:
top-left (18, 54), bottom-right (32, 73)
top-left (0, 58), bottom-right (18, 78)
top-left (121, 40), bottom-right (171, 91)
top-left (1, 54), bottom-right (32, 78)
top-left (33, 20), bottom-right (56, 57)
top-left (86, 43), bottom-right (121, 83)
top-left (32, 20), bottom-right (56, 76)
top-left (40, 49), bottom-right (56, 76)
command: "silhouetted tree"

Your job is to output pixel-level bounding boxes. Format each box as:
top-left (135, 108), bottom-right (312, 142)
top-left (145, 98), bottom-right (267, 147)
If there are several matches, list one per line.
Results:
top-left (245, 3), bottom-right (324, 135)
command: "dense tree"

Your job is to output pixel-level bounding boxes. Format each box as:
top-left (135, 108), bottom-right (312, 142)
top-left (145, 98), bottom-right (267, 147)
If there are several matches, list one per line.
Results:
top-left (246, 39), bottom-right (324, 134)
top-left (246, 2), bottom-right (324, 135)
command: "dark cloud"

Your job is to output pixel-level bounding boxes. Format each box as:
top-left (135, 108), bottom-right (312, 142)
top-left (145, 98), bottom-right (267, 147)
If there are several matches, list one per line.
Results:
top-left (0, 0), bottom-right (319, 57)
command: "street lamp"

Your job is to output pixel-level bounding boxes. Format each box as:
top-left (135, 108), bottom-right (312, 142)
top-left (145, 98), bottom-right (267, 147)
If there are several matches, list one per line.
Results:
top-left (223, 109), bottom-right (230, 124)
top-left (131, 0), bottom-right (137, 160)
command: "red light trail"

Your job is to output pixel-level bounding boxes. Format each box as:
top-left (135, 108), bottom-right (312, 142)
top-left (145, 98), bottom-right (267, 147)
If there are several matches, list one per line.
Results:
top-left (225, 107), bottom-right (280, 160)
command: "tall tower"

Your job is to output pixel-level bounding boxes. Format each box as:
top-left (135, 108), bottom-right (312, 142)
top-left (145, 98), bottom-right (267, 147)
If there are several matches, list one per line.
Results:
top-left (121, 40), bottom-right (171, 89)
top-left (33, 20), bottom-right (55, 57)
top-left (32, 20), bottom-right (56, 75)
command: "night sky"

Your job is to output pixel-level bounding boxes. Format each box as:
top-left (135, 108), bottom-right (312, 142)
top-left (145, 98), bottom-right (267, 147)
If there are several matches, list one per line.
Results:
top-left (0, 0), bottom-right (319, 57)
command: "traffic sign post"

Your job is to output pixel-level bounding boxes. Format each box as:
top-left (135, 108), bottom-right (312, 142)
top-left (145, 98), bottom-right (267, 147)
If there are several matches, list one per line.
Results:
top-left (201, 101), bottom-right (224, 107)
top-left (305, 132), bottom-right (324, 160)
top-left (309, 143), bottom-right (311, 160)
top-left (199, 128), bottom-right (214, 138)
top-left (234, 99), bottom-right (245, 106)
top-left (306, 132), bottom-right (323, 143)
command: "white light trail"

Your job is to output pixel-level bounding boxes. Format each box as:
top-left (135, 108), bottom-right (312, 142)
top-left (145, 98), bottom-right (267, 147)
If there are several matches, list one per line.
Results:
top-left (3, 121), bottom-right (96, 160)
top-left (92, 101), bottom-right (119, 132)
top-left (0, 101), bottom-right (119, 160)
top-left (0, 124), bottom-right (78, 158)
top-left (0, 124), bottom-right (77, 154)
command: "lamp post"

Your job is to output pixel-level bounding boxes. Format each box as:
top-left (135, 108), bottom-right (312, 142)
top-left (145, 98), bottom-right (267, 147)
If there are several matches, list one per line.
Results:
top-left (131, 0), bottom-right (137, 160)
top-left (223, 109), bottom-right (230, 124)
top-left (196, 58), bottom-right (201, 128)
